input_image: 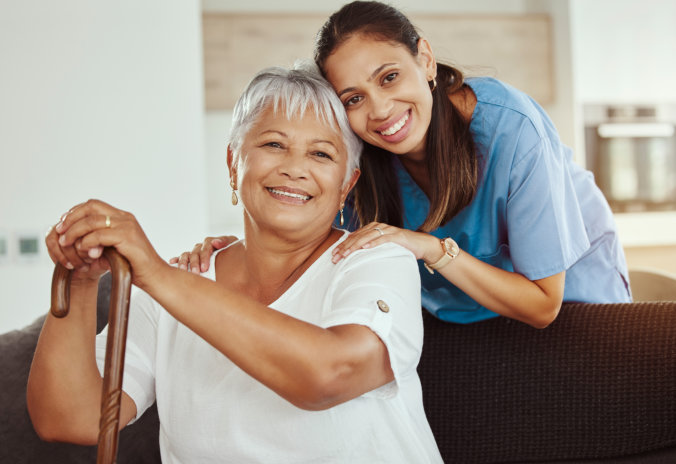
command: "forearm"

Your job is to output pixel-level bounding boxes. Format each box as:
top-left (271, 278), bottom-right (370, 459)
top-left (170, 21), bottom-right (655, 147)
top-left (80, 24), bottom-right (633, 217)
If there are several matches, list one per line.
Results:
top-left (27, 281), bottom-right (105, 443)
top-left (437, 252), bottom-right (564, 328)
top-left (143, 266), bottom-right (390, 409)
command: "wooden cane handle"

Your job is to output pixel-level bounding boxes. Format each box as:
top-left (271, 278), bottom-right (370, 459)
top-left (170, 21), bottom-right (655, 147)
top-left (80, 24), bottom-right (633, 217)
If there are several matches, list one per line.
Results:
top-left (50, 263), bottom-right (72, 318)
top-left (49, 248), bottom-right (132, 464)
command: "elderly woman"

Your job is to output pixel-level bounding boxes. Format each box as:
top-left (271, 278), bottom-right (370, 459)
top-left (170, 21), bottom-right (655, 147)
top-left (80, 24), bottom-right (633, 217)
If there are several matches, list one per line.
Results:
top-left (27, 64), bottom-right (443, 463)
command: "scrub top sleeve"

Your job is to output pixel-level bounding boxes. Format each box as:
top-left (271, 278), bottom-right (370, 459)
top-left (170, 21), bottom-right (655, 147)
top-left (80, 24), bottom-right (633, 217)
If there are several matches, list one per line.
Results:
top-left (507, 136), bottom-right (590, 280)
top-left (320, 244), bottom-right (423, 399)
top-left (95, 287), bottom-right (158, 424)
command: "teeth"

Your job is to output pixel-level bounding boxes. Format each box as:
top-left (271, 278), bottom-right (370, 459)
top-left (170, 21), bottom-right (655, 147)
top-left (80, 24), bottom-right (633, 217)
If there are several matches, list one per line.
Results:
top-left (268, 188), bottom-right (311, 200)
top-left (381, 112), bottom-right (409, 136)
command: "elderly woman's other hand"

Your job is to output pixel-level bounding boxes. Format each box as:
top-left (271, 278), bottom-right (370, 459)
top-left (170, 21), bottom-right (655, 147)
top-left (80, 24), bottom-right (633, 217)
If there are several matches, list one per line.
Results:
top-left (169, 235), bottom-right (237, 274)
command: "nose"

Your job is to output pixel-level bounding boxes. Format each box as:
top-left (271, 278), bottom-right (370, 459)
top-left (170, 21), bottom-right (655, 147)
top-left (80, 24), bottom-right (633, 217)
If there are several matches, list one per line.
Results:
top-left (279, 150), bottom-right (308, 180)
top-left (368, 92), bottom-right (393, 121)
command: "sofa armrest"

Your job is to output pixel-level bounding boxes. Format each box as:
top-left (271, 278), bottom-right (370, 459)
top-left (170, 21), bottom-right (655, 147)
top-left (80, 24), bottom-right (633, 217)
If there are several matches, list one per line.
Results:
top-left (418, 302), bottom-right (676, 464)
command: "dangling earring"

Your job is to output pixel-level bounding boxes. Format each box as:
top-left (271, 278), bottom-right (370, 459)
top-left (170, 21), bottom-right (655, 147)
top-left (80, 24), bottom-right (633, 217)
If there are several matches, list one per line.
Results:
top-left (230, 179), bottom-right (238, 206)
top-left (339, 204), bottom-right (345, 227)
top-left (429, 78), bottom-right (437, 92)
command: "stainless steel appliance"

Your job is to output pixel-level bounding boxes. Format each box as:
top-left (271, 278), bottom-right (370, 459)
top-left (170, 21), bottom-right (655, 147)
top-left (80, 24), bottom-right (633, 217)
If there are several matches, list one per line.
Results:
top-left (584, 104), bottom-right (676, 212)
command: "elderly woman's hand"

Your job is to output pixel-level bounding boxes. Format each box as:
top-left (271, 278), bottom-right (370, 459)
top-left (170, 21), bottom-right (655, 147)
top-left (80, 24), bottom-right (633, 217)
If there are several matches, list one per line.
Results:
top-left (331, 222), bottom-right (443, 264)
top-left (49, 199), bottom-right (167, 289)
top-left (169, 235), bottom-right (238, 274)
top-left (46, 218), bottom-right (108, 284)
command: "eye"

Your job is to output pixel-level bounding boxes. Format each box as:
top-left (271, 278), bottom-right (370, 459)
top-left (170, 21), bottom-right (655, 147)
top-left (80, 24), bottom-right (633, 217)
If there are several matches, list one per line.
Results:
top-left (344, 95), bottom-right (363, 107)
top-left (263, 141), bottom-right (283, 149)
top-left (382, 72), bottom-right (398, 84)
top-left (312, 151), bottom-right (334, 161)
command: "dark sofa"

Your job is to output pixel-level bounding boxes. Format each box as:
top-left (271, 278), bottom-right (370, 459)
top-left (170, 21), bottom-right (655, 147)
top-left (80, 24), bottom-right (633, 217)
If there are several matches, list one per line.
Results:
top-left (2, 274), bottom-right (675, 463)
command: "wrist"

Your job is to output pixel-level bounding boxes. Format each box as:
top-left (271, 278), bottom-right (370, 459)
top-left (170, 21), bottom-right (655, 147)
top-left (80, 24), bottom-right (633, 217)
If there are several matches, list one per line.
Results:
top-left (423, 237), bottom-right (460, 274)
top-left (422, 235), bottom-right (445, 264)
top-left (137, 259), bottom-right (172, 293)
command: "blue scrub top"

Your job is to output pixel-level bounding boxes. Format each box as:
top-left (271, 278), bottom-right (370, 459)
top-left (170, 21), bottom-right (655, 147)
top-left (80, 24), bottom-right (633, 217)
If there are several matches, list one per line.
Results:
top-left (341, 77), bottom-right (631, 323)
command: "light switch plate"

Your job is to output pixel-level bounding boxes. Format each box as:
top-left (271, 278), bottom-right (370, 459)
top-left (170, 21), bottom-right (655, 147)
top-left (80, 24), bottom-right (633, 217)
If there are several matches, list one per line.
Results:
top-left (14, 230), bottom-right (42, 263)
top-left (0, 230), bottom-right (8, 264)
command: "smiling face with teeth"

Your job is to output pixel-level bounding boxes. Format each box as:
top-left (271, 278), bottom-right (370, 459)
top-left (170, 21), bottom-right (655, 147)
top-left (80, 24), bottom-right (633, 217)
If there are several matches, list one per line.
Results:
top-left (324, 33), bottom-right (437, 162)
top-left (229, 103), bottom-right (359, 238)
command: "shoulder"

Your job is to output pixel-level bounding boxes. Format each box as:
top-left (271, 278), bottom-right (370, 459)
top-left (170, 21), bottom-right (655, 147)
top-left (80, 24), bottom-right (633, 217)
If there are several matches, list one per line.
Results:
top-left (336, 242), bottom-right (420, 294)
top-left (466, 77), bottom-right (557, 162)
top-left (466, 77), bottom-right (535, 114)
top-left (342, 240), bottom-right (417, 270)
top-left (467, 77), bottom-right (549, 132)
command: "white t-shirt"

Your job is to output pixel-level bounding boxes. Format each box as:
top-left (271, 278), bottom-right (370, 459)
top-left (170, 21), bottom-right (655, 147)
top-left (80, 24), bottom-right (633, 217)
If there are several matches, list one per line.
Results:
top-left (96, 232), bottom-right (442, 463)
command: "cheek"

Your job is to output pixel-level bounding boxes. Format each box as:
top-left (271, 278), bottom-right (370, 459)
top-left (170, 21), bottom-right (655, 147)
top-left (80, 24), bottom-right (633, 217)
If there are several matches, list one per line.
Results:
top-left (315, 169), bottom-right (346, 201)
top-left (347, 111), bottom-right (368, 139)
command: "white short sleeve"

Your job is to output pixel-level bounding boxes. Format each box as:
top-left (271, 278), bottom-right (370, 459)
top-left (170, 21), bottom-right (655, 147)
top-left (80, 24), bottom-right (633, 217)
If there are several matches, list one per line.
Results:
top-left (320, 243), bottom-right (423, 398)
top-left (95, 287), bottom-right (158, 423)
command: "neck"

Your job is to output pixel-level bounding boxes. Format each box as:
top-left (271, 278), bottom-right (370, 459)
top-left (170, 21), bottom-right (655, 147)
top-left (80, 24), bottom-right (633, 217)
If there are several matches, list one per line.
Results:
top-left (229, 219), bottom-right (341, 304)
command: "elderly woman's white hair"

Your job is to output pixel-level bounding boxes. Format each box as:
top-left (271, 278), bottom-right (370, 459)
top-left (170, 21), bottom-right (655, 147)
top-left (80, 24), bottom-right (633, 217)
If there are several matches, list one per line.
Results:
top-left (228, 60), bottom-right (362, 186)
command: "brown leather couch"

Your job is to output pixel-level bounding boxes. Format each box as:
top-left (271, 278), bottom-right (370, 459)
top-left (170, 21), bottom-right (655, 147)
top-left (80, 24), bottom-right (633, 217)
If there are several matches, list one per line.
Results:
top-left (2, 274), bottom-right (675, 463)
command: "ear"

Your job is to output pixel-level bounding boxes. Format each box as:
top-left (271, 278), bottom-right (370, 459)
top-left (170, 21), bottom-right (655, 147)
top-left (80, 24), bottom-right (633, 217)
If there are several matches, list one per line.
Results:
top-left (227, 145), bottom-right (238, 187)
top-left (417, 37), bottom-right (437, 81)
top-left (340, 168), bottom-right (361, 204)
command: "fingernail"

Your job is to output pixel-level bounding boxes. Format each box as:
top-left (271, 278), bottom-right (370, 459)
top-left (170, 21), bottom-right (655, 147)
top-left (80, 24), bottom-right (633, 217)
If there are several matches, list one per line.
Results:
top-left (80, 265), bottom-right (90, 272)
top-left (201, 263), bottom-right (208, 272)
top-left (65, 262), bottom-right (74, 270)
top-left (59, 235), bottom-right (66, 245)
top-left (55, 222), bottom-right (63, 233)
top-left (191, 266), bottom-right (199, 274)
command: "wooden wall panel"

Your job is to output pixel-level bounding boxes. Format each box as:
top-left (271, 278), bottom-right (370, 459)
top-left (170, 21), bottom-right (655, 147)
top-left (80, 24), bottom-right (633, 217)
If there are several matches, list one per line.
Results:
top-left (203, 13), bottom-right (552, 110)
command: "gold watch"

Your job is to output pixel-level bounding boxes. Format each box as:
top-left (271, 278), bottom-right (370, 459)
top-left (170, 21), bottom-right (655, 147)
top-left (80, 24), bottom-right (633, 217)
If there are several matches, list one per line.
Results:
top-left (424, 237), bottom-right (460, 274)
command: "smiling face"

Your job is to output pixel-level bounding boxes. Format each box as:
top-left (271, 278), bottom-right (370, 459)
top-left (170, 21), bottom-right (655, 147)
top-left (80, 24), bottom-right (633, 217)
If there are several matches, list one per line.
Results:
top-left (230, 104), bottom-right (359, 239)
top-left (323, 34), bottom-right (436, 162)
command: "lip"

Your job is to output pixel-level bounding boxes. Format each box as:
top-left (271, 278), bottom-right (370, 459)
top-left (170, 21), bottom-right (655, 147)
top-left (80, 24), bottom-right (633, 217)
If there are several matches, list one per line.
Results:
top-left (266, 186), bottom-right (313, 204)
top-left (375, 110), bottom-right (412, 144)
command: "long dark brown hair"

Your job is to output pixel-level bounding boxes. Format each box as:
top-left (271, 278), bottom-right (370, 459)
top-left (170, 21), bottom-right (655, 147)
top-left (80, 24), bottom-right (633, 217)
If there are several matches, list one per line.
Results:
top-left (314, 1), bottom-right (478, 232)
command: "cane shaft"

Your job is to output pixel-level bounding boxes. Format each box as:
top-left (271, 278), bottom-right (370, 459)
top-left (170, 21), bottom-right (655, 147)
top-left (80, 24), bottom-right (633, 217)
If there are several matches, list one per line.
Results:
top-left (49, 248), bottom-right (132, 464)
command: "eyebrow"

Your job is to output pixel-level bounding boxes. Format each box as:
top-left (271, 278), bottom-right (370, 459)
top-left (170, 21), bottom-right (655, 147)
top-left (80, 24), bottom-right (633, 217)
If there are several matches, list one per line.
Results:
top-left (336, 62), bottom-right (397, 98)
top-left (259, 130), bottom-right (287, 137)
top-left (312, 139), bottom-right (338, 148)
top-left (259, 131), bottom-right (338, 149)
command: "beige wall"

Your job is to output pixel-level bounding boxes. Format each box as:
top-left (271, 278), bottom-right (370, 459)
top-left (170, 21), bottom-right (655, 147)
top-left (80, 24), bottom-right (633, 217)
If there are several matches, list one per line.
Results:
top-left (624, 246), bottom-right (676, 275)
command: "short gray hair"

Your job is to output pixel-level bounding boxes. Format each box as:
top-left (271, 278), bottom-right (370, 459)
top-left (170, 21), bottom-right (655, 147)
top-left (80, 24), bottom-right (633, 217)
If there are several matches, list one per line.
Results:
top-left (228, 61), bottom-right (362, 185)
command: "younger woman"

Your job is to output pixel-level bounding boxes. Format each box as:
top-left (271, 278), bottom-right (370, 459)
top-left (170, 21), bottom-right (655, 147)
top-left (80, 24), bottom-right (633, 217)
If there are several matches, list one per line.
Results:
top-left (176, 1), bottom-right (631, 328)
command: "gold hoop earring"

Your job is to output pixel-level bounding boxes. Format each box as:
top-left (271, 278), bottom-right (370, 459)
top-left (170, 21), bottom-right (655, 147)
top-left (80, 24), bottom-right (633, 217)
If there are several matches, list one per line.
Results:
top-left (230, 179), bottom-right (238, 206)
top-left (429, 78), bottom-right (437, 92)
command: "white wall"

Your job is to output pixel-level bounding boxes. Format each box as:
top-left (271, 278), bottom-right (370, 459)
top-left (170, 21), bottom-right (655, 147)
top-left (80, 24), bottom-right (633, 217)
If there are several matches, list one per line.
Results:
top-left (570, 0), bottom-right (676, 104)
top-left (0, 1), bottom-right (207, 333)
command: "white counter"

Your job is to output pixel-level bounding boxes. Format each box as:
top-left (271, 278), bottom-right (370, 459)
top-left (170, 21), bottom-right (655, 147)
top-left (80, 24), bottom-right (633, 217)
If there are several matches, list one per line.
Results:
top-left (614, 211), bottom-right (676, 247)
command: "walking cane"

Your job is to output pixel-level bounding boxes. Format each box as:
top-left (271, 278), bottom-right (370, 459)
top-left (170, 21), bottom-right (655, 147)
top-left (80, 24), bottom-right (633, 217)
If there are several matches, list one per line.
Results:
top-left (51, 248), bottom-right (132, 464)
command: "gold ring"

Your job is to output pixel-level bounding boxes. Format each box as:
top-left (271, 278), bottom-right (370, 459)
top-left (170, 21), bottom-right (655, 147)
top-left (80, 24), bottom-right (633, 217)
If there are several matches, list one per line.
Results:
top-left (105, 215), bottom-right (111, 228)
top-left (374, 227), bottom-right (384, 236)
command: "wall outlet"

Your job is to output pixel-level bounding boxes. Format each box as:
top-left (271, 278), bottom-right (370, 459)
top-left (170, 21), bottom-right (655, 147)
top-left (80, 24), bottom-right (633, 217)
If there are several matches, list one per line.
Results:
top-left (14, 231), bottom-right (42, 263)
top-left (0, 231), bottom-right (8, 264)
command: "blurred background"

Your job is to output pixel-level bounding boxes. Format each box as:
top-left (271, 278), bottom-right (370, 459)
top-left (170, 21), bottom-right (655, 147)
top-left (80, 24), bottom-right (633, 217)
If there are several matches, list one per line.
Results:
top-left (1, 0), bottom-right (675, 333)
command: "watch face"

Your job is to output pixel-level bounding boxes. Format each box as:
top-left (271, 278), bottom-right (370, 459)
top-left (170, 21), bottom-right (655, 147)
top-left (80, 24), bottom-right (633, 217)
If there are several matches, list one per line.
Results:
top-left (442, 238), bottom-right (459, 257)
